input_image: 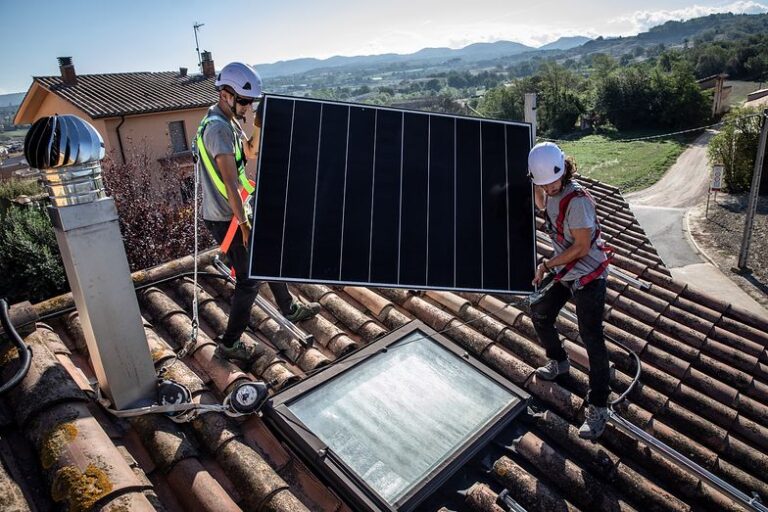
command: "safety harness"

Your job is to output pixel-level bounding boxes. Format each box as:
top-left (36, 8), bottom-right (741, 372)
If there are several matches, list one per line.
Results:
top-left (195, 113), bottom-right (255, 199)
top-left (195, 111), bottom-right (257, 257)
top-left (545, 183), bottom-right (613, 288)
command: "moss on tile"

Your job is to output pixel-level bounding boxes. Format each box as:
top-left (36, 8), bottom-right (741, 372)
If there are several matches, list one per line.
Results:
top-left (40, 422), bottom-right (78, 469)
top-left (51, 463), bottom-right (113, 512)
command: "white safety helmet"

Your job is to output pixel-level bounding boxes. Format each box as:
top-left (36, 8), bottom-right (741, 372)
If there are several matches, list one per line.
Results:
top-left (215, 62), bottom-right (263, 99)
top-left (528, 141), bottom-right (566, 185)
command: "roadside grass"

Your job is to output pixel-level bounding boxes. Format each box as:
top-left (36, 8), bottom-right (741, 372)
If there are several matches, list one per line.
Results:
top-left (557, 130), bottom-right (699, 193)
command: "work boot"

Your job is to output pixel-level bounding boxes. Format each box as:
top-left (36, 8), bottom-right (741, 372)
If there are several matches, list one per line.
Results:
top-left (285, 301), bottom-right (321, 322)
top-left (535, 358), bottom-right (570, 380)
top-left (215, 339), bottom-right (257, 364)
top-left (578, 404), bottom-right (609, 440)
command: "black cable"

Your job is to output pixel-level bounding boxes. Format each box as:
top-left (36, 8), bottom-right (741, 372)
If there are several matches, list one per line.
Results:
top-left (608, 335), bottom-right (642, 408)
top-left (0, 298), bottom-right (33, 396)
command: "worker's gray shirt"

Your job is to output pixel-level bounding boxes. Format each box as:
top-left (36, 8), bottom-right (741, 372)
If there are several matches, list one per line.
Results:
top-left (199, 105), bottom-right (241, 222)
top-left (545, 181), bottom-right (609, 288)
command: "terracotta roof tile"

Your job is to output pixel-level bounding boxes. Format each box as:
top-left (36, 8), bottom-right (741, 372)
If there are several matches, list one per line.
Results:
top-left (35, 72), bottom-right (217, 119)
top-left (492, 456), bottom-right (582, 512)
top-left (513, 431), bottom-right (637, 511)
top-left (6, 177), bottom-right (768, 511)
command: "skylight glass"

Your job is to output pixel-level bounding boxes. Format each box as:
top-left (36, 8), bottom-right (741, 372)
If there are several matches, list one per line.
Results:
top-left (285, 329), bottom-right (520, 506)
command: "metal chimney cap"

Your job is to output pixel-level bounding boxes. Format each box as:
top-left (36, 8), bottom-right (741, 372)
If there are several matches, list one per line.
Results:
top-left (23, 115), bottom-right (105, 170)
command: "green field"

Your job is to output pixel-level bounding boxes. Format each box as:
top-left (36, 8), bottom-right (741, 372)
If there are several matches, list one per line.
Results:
top-left (557, 131), bottom-right (696, 193)
top-left (0, 128), bottom-right (28, 142)
top-left (726, 80), bottom-right (765, 107)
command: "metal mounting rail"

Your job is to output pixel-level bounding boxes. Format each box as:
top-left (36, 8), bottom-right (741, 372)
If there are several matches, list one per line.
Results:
top-left (608, 410), bottom-right (768, 512)
top-left (212, 256), bottom-right (315, 348)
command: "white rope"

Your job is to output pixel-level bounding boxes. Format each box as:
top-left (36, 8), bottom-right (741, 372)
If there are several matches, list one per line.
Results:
top-left (178, 150), bottom-right (201, 359)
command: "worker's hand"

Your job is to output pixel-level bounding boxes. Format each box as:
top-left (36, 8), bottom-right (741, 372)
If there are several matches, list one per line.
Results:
top-left (239, 223), bottom-right (251, 248)
top-left (532, 262), bottom-right (549, 286)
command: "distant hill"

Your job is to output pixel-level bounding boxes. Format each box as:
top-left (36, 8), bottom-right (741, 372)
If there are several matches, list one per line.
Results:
top-left (0, 93), bottom-right (24, 108)
top-left (538, 36), bottom-right (591, 51)
top-left (559, 12), bottom-right (768, 59)
top-left (256, 40), bottom-right (535, 78)
top-left (254, 12), bottom-right (768, 86)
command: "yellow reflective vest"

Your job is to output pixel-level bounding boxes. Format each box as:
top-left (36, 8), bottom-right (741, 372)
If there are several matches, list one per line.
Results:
top-left (195, 113), bottom-right (255, 198)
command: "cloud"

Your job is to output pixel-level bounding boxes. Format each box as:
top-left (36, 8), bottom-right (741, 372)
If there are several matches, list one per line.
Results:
top-left (612, 1), bottom-right (768, 34)
top-left (346, 22), bottom-right (600, 57)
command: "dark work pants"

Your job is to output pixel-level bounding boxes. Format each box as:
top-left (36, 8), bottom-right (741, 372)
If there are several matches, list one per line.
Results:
top-left (530, 278), bottom-right (610, 407)
top-left (205, 220), bottom-right (294, 345)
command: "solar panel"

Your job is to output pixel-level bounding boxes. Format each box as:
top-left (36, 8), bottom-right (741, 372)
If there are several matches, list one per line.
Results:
top-left (248, 95), bottom-right (535, 294)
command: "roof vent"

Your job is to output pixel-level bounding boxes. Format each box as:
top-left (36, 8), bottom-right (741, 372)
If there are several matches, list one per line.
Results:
top-left (22, 114), bottom-right (156, 410)
top-left (179, 67), bottom-right (188, 77)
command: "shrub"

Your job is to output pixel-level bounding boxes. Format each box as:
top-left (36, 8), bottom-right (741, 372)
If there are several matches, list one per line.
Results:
top-left (101, 152), bottom-right (215, 271)
top-left (0, 178), bottom-right (43, 201)
top-left (0, 206), bottom-right (68, 303)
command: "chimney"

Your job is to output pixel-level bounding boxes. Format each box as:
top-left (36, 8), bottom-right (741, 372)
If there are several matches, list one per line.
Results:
top-left (58, 56), bottom-right (77, 86)
top-left (201, 51), bottom-right (215, 78)
top-left (22, 114), bottom-right (156, 410)
top-left (179, 67), bottom-right (188, 77)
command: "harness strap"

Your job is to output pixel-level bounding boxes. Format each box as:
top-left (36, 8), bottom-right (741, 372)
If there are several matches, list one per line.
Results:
top-left (220, 182), bottom-right (254, 256)
top-left (548, 185), bottom-right (613, 287)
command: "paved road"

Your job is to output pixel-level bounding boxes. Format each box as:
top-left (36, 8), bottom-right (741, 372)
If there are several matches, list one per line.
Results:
top-left (629, 205), bottom-right (701, 268)
top-left (623, 128), bottom-right (768, 319)
top-left (624, 129), bottom-right (714, 208)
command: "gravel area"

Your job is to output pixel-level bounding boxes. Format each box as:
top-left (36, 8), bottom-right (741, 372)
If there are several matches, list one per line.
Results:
top-left (688, 193), bottom-right (768, 308)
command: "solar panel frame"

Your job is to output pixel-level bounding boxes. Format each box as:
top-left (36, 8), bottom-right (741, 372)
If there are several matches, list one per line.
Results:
top-left (248, 94), bottom-right (536, 294)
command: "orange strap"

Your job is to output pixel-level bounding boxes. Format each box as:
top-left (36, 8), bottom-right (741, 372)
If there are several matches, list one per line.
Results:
top-left (220, 180), bottom-right (256, 256)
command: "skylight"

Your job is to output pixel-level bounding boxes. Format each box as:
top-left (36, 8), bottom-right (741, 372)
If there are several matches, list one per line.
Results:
top-left (265, 320), bottom-right (528, 511)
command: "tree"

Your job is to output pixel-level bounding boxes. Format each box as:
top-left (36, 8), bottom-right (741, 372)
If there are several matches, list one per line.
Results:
top-left (708, 107), bottom-right (763, 192)
top-left (595, 61), bottom-right (709, 130)
top-left (478, 79), bottom-right (533, 121)
top-left (535, 61), bottom-right (585, 135)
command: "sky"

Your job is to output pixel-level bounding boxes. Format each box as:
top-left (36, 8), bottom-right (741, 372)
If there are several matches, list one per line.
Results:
top-left (1, 0), bottom-right (767, 94)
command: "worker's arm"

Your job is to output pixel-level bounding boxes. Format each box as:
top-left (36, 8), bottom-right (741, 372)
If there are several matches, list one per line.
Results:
top-left (215, 153), bottom-right (250, 245)
top-left (242, 100), bottom-right (264, 161)
top-left (533, 227), bottom-right (592, 285)
top-left (533, 185), bottom-right (546, 211)
top-left (243, 127), bottom-right (260, 161)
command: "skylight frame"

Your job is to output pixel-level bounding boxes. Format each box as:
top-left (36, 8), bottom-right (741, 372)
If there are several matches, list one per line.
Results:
top-left (264, 319), bottom-right (529, 512)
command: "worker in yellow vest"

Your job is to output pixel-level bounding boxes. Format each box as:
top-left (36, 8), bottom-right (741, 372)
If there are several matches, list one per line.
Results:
top-left (196, 62), bottom-right (319, 363)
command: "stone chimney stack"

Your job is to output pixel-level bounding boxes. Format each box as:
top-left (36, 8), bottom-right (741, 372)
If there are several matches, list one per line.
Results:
top-left (58, 56), bottom-right (77, 86)
top-left (201, 51), bottom-right (215, 78)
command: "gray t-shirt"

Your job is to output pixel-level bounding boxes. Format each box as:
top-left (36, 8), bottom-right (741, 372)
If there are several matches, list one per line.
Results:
top-left (545, 181), bottom-right (609, 287)
top-left (199, 105), bottom-right (244, 221)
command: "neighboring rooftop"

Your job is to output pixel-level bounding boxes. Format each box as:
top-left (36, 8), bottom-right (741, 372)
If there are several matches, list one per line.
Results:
top-left (14, 56), bottom-right (219, 124)
top-left (30, 72), bottom-right (216, 119)
top-left (745, 88), bottom-right (768, 109)
top-left (2, 176), bottom-right (767, 512)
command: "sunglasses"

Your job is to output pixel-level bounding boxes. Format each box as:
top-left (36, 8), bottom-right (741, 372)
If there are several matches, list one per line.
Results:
top-left (235, 96), bottom-right (255, 106)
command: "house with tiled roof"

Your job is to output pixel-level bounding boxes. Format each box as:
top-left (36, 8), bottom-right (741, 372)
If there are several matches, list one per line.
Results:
top-left (2, 169), bottom-right (767, 512)
top-left (13, 55), bottom-right (221, 165)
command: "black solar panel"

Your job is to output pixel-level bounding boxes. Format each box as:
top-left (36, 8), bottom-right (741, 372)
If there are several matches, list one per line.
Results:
top-left (248, 95), bottom-right (535, 294)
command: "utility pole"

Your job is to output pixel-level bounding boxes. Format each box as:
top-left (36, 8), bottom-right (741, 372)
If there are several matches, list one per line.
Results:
top-left (524, 93), bottom-right (537, 145)
top-left (736, 108), bottom-right (768, 271)
top-left (194, 22), bottom-right (205, 73)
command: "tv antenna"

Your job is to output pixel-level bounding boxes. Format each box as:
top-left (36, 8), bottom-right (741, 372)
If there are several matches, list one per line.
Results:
top-left (193, 22), bottom-right (205, 72)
